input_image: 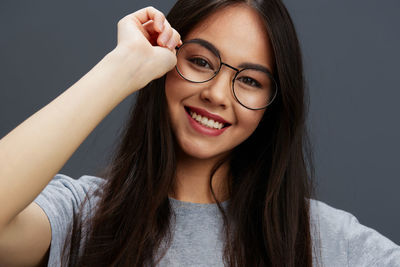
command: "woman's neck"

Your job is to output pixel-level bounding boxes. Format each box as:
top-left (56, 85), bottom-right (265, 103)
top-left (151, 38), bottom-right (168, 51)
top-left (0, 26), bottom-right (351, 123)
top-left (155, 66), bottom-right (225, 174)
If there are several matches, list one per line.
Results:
top-left (170, 151), bottom-right (231, 204)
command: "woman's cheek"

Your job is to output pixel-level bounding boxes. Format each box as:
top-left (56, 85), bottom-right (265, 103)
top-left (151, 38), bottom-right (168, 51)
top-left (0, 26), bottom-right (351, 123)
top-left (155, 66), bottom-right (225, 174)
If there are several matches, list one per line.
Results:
top-left (238, 109), bottom-right (265, 135)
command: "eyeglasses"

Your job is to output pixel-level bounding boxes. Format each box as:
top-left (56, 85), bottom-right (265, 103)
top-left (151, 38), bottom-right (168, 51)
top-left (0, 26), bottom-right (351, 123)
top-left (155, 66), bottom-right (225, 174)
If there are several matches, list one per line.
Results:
top-left (175, 39), bottom-right (278, 110)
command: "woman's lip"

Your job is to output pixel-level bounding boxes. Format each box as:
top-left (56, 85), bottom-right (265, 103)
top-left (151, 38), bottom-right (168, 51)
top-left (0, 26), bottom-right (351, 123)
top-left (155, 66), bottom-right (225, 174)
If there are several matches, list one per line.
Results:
top-left (185, 109), bottom-right (229, 136)
top-left (185, 106), bottom-right (231, 125)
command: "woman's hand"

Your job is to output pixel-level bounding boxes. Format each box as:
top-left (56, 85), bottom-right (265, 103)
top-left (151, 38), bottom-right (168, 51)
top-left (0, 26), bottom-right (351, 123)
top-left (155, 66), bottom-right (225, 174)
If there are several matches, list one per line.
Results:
top-left (112, 6), bottom-right (182, 92)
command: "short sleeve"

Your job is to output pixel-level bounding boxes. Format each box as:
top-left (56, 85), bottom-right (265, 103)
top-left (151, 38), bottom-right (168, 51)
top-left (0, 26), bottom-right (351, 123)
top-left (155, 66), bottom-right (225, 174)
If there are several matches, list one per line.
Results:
top-left (346, 214), bottom-right (400, 266)
top-left (33, 173), bottom-right (104, 266)
top-left (310, 199), bottom-right (400, 267)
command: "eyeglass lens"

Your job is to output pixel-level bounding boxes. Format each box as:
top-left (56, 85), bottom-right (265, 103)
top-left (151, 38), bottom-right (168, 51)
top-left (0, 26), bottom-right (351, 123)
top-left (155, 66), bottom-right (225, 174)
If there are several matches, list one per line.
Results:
top-left (176, 41), bottom-right (277, 109)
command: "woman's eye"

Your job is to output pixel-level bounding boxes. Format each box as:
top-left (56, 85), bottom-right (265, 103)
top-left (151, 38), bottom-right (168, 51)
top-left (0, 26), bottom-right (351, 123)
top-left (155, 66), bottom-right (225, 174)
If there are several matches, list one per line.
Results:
top-left (237, 76), bottom-right (261, 88)
top-left (189, 57), bottom-right (211, 69)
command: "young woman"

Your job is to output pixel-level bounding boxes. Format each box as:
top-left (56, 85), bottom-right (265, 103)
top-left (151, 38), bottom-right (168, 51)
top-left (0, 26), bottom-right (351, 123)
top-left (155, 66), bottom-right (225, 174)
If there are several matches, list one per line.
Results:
top-left (0, 0), bottom-right (399, 266)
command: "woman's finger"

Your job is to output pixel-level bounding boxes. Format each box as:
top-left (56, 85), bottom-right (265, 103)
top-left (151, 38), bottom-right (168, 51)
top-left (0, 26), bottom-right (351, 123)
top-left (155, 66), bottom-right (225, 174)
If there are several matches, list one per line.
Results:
top-left (142, 20), bottom-right (181, 49)
top-left (142, 21), bottom-right (161, 45)
top-left (166, 28), bottom-right (181, 50)
top-left (128, 6), bottom-right (165, 32)
top-left (157, 19), bottom-right (173, 47)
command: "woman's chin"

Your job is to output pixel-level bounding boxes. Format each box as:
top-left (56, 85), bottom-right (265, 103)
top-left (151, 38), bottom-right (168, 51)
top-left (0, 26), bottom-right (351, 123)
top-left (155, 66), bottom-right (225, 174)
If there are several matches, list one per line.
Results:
top-left (177, 141), bottom-right (231, 161)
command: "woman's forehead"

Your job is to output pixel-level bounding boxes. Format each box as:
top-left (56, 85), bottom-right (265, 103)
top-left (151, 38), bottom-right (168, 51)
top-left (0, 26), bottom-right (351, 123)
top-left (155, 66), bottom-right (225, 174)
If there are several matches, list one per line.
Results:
top-left (184, 4), bottom-right (275, 69)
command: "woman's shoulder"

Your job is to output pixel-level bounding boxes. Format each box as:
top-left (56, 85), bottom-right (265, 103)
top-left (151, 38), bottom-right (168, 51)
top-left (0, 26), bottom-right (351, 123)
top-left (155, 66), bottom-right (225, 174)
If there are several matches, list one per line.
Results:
top-left (47, 173), bottom-right (105, 193)
top-left (309, 199), bottom-right (360, 231)
top-left (309, 199), bottom-right (400, 266)
top-left (34, 173), bottom-right (105, 221)
top-left (37, 173), bottom-right (104, 203)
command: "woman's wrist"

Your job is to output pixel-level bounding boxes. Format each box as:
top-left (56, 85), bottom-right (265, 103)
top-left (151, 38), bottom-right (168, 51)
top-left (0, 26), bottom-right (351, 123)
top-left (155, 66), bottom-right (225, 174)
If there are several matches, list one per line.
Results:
top-left (101, 47), bottom-right (150, 98)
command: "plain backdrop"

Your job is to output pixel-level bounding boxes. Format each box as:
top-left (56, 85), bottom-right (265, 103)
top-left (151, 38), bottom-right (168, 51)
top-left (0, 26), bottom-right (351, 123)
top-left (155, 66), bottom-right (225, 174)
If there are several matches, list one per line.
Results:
top-left (1, 1), bottom-right (399, 244)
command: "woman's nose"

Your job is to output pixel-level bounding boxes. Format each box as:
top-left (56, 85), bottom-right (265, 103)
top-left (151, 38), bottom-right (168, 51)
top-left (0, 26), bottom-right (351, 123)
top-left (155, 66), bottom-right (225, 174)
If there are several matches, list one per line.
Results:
top-left (199, 66), bottom-right (235, 109)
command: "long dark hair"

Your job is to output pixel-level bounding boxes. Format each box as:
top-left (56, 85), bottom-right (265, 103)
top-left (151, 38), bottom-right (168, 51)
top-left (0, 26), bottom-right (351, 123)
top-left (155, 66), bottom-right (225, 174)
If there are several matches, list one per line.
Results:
top-left (62, 0), bottom-right (316, 266)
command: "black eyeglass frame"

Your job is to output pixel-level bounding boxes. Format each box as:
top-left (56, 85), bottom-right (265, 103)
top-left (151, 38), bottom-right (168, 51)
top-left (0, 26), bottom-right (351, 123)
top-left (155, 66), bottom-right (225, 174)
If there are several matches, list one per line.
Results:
top-left (174, 39), bottom-right (279, 110)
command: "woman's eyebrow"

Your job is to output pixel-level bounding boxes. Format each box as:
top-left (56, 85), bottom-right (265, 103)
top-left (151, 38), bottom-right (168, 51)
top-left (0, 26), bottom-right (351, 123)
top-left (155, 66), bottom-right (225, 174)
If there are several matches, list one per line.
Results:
top-left (190, 38), bottom-right (221, 58)
top-left (189, 38), bottom-right (273, 74)
top-left (238, 63), bottom-right (273, 75)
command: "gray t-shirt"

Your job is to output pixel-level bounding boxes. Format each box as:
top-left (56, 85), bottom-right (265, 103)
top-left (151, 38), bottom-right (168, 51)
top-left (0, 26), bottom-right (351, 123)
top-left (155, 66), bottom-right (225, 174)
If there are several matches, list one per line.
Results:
top-left (34, 174), bottom-right (400, 266)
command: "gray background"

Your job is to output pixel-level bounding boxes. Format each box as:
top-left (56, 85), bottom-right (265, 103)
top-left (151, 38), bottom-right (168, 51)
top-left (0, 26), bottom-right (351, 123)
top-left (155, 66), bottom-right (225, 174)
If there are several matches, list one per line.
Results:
top-left (0, 1), bottom-right (399, 244)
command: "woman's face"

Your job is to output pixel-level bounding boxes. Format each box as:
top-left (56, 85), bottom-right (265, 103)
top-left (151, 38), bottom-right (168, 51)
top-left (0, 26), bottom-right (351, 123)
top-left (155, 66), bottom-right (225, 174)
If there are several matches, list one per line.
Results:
top-left (165, 4), bottom-right (275, 160)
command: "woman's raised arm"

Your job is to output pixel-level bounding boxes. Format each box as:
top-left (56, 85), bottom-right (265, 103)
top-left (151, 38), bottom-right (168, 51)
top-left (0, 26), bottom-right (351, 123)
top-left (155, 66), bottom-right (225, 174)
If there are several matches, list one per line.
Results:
top-left (0, 6), bottom-right (180, 265)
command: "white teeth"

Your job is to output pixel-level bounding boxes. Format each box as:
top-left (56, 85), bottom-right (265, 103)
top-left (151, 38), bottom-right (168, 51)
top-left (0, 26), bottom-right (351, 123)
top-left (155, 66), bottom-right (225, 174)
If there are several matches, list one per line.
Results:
top-left (189, 110), bottom-right (224, 130)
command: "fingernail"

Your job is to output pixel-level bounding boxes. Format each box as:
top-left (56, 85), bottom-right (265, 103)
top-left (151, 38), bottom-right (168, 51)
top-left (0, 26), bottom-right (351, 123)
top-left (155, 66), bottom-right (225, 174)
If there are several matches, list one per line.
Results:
top-left (167, 39), bottom-right (175, 50)
top-left (160, 34), bottom-right (168, 46)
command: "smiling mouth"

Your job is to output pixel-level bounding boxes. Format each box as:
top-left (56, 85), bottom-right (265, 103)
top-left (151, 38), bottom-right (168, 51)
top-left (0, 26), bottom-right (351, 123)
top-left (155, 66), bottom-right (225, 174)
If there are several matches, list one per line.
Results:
top-left (184, 107), bottom-right (231, 130)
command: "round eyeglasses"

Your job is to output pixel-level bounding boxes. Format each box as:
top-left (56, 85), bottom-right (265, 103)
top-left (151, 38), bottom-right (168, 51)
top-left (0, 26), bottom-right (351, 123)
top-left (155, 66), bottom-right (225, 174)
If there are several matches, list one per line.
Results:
top-left (175, 39), bottom-right (278, 110)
